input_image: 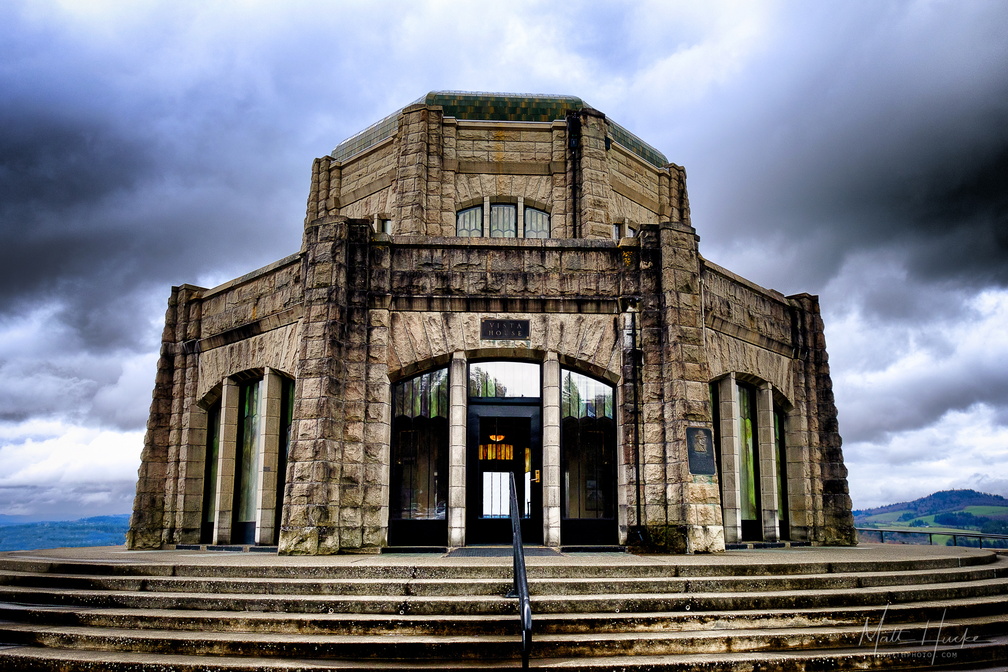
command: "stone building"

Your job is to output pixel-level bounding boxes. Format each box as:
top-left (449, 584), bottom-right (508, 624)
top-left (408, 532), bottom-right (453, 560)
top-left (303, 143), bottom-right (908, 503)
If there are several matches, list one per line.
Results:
top-left (127, 92), bottom-right (856, 554)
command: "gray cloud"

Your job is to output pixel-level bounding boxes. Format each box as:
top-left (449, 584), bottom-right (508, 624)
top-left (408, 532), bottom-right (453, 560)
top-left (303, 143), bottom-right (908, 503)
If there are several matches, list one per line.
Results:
top-left (0, 1), bottom-right (1005, 515)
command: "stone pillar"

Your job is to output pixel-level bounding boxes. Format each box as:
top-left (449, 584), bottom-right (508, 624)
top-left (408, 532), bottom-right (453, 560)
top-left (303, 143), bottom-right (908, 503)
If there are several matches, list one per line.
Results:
top-left (448, 352), bottom-right (467, 548)
top-left (440, 118), bottom-right (458, 236)
top-left (392, 104), bottom-right (444, 236)
top-left (718, 374), bottom-right (741, 544)
top-left (660, 221), bottom-right (722, 552)
top-left (213, 378), bottom-right (239, 544)
top-left (180, 405), bottom-right (207, 544)
top-left (255, 369), bottom-right (283, 545)
top-left (550, 120), bottom-right (570, 238)
top-left (785, 407), bottom-right (811, 542)
top-left (364, 309), bottom-right (392, 549)
top-left (789, 293), bottom-right (857, 546)
top-left (576, 109), bottom-right (612, 239)
top-left (306, 157), bottom-right (341, 223)
top-left (279, 215), bottom-right (351, 555)
top-left (541, 353), bottom-right (561, 547)
top-left (757, 382), bottom-right (779, 542)
top-left (128, 285), bottom-right (199, 549)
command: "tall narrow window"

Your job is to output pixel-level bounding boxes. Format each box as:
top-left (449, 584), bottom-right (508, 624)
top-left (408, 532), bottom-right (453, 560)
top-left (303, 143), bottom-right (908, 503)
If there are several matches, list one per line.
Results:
top-left (273, 377), bottom-right (295, 543)
top-left (524, 207), bottom-right (550, 238)
top-left (737, 382), bottom-right (761, 539)
top-left (489, 203), bottom-right (517, 238)
top-left (775, 407), bottom-right (790, 540)
top-left (456, 205), bottom-right (483, 237)
top-left (232, 380), bottom-right (261, 544)
top-left (391, 368), bottom-right (449, 521)
top-left (200, 402), bottom-right (221, 543)
top-left (561, 370), bottom-right (616, 524)
top-left (709, 382), bottom-right (723, 505)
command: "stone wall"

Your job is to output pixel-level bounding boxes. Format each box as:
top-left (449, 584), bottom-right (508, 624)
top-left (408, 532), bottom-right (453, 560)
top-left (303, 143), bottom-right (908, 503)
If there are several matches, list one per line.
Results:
top-left (304, 102), bottom-right (691, 243)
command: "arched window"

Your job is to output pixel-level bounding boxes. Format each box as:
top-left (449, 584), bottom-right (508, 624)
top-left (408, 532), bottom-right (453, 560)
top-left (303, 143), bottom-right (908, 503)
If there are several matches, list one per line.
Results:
top-left (524, 207), bottom-right (550, 238)
top-left (456, 206), bottom-right (483, 237)
top-left (455, 202), bottom-right (551, 239)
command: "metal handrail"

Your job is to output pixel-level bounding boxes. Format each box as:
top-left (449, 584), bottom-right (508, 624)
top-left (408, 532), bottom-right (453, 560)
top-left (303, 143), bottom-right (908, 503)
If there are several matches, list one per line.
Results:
top-left (856, 526), bottom-right (1008, 549)
top-left (507, 472), bottom-right (532, 669)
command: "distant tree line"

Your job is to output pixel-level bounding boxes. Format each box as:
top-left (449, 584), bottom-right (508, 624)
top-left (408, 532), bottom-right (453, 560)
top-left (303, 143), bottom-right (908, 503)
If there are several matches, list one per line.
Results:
top-left (932, 512), bottom-right (1008, 535)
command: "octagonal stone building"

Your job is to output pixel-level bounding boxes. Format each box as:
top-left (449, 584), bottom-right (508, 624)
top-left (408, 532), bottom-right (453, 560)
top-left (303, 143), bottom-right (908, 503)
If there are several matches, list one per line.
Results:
top-left (127, 92), bottom-right (856, 554)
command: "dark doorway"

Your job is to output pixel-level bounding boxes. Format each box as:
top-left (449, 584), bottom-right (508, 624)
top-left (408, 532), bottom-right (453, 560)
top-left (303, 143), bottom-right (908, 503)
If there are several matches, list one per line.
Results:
top-left (466, 404), bottom-right (542, 544)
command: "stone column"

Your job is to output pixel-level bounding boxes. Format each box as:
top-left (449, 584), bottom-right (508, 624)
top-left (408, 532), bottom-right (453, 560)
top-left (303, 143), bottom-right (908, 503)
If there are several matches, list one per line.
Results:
top-left (392, 105), bottom-right (444, 236)
top-left (440, 118), bottom-right (458, 236)
top-left (180, 405), bottom-right (208, 544)
top-left (127, 285), bottom-right (201, 549)
top-left (448, 352), bottom-right (468, 547)
top-left (364, 308), bottom-right (392, 549)
top-left (255, 369), bottom-right (283, 545)
top-left (718, 374), bottom-right (741, 544)
top-left (576, 109), bottom-right (612, 240)
top-left (213, 377), bottom-right (239, 544)
top-left (757, 382), bottom-right (779, 541)
top-left (279, 216), bottom-right (351, 554)
top-left (542, 353), bottom-right (561, 547)
top-left (789, 293), bottom-right (856, 546)
top-left (550, 120), bottom-right (570, 237)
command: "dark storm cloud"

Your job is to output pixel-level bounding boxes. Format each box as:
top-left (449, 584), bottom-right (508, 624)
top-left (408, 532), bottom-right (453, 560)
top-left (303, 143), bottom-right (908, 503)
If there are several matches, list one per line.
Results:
top-left (677, 1), bottom-right (1008, 302)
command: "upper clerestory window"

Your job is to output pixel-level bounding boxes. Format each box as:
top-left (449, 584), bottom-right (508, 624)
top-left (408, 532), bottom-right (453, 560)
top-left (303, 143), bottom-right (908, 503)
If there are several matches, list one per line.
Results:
top-left (456, 202), bottom-right (550, 239)
top-left (457, 206), bottom-right (483, 237)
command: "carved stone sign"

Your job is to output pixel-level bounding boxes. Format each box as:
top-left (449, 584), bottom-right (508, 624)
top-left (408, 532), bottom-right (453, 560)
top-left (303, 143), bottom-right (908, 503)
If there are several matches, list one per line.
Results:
top-left (686, 427), bottom-right (717, 476)
top-left (480, 318), bottom-right (530, 340)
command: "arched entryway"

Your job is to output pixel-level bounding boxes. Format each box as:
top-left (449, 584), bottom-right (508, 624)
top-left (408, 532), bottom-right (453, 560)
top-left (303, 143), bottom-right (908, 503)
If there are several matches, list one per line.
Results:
top-left (387, 356), bottom-right (620, 548)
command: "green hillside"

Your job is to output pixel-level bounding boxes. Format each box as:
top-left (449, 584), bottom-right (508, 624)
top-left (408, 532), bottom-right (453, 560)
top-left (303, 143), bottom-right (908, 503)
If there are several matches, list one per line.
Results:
top-left (854, 489), bottom-right (1008, 543)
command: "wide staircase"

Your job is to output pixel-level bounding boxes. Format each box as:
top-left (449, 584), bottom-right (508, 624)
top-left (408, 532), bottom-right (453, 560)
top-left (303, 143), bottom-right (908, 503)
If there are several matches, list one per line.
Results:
top-left (0, 544), bottom-right (1006, 670)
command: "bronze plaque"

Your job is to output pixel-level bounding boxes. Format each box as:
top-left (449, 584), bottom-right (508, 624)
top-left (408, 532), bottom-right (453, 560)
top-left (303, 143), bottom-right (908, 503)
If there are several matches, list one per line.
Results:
top-left (686, 427), bottom-right (717, 476)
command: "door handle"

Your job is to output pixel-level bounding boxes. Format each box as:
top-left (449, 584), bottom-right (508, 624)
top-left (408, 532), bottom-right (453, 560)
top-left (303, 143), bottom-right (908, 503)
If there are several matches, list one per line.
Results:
top-left (532, 469), bottom-right (541, 484)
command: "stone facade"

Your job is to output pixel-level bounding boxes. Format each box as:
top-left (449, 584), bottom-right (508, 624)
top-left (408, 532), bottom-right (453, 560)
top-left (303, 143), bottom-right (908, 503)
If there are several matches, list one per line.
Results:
top-left (128, 92), bottom-right (856, 554)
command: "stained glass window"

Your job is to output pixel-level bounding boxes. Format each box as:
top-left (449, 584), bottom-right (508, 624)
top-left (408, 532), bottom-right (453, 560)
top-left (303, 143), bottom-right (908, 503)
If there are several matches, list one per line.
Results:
top-left (201, 402), bottom-right (221, 543)
top-left (490, 204), bottom-right (517, 238)
top-left (391, 368), bottom-right (449, 520)
top-left (524, 207), bottom-right (550, 238)
top-left (561, 369), bottom-right (615, 520)
top-left (738, 383), bottom-right (758, 522)
top-left (456, 205), bottom-right (483, 237)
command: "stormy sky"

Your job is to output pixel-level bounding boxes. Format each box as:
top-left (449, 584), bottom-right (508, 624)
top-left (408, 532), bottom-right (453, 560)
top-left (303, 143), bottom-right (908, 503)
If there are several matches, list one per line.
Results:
top-left (1, 0), bottom-right (1005, 520)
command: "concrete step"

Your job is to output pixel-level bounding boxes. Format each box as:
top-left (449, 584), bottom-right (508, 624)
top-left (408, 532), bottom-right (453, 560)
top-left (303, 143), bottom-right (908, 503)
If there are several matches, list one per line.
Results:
top-left (3, 592), bottom-right (1007, 637)
top-left (0, 545), bottom-right (1006, 671)
top-left (0, 613), bottom-right (1004, 659)
top-left (1, 636), bottom-right (1007, 671)
top-left (0, 546), bottom-right (997, 580)
top-left (2, 575), bottom-right (1005, 616)
top-left (1, 561), bottom-right (1004, 596)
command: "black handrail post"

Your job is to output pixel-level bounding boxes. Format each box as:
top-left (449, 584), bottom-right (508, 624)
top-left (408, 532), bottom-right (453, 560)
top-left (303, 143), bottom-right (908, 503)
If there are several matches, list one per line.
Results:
top-left (508, 472), bottom-right (532, 669)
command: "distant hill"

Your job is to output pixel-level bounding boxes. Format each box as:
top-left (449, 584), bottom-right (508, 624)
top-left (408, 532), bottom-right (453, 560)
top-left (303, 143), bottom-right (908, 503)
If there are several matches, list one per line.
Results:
top-left (854, 489), bottom-right (1008, 518)
top-left (854, 489), bottom-right (1008, 536)
top-left (0, 514), bottom-right (131, 552)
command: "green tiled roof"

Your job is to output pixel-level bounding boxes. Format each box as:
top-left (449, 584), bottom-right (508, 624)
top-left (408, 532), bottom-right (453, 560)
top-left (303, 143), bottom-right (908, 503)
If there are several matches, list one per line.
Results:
top-left (331, 91), bottom-right (669, 168)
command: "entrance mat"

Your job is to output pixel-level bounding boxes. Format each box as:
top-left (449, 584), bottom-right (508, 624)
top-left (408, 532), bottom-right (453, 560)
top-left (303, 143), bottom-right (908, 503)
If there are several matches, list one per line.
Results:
top-left (446, 546), bottom-right (561, 558)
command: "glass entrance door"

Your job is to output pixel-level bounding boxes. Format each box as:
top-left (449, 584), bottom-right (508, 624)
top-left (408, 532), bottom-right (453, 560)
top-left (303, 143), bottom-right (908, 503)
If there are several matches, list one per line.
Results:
top-left (466, 404), bottom-right (542, 544)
